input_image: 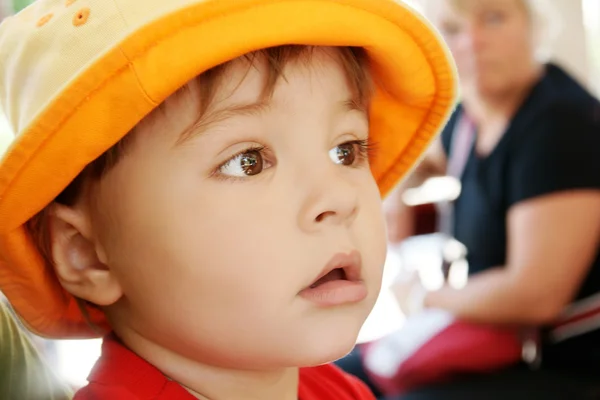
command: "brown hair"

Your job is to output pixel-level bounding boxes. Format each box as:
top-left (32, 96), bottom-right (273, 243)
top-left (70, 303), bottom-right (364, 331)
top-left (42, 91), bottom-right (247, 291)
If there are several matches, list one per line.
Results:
top-left (27, 45), bottom-right (372, 277)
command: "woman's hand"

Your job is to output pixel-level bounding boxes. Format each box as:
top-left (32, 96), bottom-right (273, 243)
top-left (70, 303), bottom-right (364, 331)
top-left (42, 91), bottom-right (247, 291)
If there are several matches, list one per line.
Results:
top-left (424, 191), bottom-right (600, 325)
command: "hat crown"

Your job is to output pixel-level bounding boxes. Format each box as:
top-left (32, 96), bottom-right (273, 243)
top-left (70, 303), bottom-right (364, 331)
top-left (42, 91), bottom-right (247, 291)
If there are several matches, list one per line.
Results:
top-left (0, 0), bottom-right (226, 139)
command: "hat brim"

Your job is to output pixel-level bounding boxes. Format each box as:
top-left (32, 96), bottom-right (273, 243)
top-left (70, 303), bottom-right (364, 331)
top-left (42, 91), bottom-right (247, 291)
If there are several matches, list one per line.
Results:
top-left (0, 0), bottom-right (456, 337)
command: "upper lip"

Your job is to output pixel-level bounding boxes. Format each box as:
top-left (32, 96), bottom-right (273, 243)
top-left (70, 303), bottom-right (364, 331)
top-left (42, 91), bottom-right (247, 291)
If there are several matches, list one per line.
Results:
top-left (306, 251), bottom-right (363, 287)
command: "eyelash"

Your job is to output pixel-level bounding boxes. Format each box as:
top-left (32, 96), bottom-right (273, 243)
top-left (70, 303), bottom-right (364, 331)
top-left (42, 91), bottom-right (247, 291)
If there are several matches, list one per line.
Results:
top-left (351, 138), bottom-right (377, 164)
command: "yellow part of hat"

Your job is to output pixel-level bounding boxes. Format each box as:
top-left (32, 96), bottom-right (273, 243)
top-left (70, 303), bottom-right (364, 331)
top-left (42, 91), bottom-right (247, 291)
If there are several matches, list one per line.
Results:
top-left (0, 0), bottom-right (457, 338)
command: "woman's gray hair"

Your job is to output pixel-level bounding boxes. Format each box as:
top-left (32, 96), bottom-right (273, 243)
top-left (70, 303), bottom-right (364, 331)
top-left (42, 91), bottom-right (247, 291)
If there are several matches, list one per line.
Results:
top-left (526, 0), bottom-right (562, 61)
top-left (412, 0), bottom-right (562, 61)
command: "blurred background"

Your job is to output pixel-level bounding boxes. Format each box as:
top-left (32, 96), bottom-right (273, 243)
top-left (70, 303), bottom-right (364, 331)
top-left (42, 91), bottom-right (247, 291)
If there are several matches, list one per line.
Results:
top-left (1, 0), bottom-right (600, 393)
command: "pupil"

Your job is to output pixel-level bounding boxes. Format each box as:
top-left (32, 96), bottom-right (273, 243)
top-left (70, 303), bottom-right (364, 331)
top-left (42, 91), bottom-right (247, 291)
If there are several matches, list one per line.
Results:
top-left (241, 150), bottom-right (263, 176)
top-left (338, 144), bottom-right (355, 165)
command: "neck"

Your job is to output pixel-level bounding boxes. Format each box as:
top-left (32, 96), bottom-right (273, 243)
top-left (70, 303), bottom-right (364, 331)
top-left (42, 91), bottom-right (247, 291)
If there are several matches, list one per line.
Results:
top-left (180, 368), bottom-right (299, 400)
top-left (462, 64), bottom-right (544, 128)
top-left (117, 328), bottom-right (299, 400)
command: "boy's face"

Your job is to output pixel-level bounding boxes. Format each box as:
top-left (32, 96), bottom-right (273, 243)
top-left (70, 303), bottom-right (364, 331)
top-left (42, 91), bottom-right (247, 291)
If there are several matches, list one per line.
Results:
top-left (88, 48), bottom-right (386, 368)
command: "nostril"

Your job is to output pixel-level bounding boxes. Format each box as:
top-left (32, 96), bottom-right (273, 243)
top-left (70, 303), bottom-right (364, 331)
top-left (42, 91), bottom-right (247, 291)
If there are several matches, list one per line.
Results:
top-left (315, 211), bottom-right (335, 223)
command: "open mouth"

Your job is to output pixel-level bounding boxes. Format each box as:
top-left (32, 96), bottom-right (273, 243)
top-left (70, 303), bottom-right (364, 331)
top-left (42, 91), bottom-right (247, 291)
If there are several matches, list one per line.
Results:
top-left (309, 268), bottom-right (348, 289)
top-left (305, 251), bottom-right (362, 290)
top-left (300, 251), bottom-right (366, 306)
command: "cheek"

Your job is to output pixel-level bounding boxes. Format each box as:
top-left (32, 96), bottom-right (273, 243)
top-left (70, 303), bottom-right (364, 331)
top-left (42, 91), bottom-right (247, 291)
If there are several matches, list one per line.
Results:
top-left (356, 179), bottom-right (387, 289)
top-left (99, 188), bottom-right (295, 358)
top-left (100, 177), bottom-right (297, 311)
top-left (445, 42), bottom-right (475, 79)
top-left (486, 20), bottom-right (532, 60)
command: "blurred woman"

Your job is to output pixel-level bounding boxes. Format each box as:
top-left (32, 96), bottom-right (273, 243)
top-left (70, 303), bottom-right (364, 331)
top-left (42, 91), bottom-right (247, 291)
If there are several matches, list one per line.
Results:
top-left (374, 0), bottom-right (600, 398)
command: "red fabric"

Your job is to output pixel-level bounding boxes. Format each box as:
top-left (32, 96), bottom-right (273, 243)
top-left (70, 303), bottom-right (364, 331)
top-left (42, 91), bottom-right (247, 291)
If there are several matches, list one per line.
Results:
top-left (298, 361), bottom-right (375, 400)
top-left (362, 321), bottom-right (522, 396)
top-left (74, 334), bottom-right (375, 399)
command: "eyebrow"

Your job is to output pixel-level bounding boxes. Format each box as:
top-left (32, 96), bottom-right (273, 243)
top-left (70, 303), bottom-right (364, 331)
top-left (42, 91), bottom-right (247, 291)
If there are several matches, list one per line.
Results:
top-left (176, 96), bottom-right (367, 145)
top-left (176, 100), bottom-right (271, 145)
top-left (342, 97), bottom-right (368, 114)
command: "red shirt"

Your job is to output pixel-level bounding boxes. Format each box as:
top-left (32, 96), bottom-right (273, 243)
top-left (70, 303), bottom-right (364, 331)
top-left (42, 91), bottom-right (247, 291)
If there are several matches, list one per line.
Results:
top-left (74, 335), bottom-right (375, 399)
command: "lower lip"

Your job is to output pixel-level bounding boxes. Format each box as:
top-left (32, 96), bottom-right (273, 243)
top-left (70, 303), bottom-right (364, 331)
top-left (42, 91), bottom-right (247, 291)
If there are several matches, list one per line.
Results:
top-left (299, 280), bottom-right (367, 307)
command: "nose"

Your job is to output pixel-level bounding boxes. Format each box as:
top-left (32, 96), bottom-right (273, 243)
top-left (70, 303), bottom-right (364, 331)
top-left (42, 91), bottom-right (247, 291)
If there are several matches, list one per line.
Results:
top-left (297, 165), bottom-right (360, 233)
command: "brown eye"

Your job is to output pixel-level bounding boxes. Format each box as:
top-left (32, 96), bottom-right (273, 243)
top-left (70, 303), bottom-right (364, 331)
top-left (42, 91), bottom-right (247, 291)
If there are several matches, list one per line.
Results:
top-left (220, 149), bottom-right (264, 177)
top-left (239, 150), bottom-right (263, 175)
top-left (329, 143), bottom-right (356, 166)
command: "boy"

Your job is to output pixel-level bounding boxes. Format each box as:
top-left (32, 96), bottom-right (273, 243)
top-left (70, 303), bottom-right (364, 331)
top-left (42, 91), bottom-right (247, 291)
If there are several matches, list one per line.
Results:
top-left (0, 0), bottom-right (457, 398)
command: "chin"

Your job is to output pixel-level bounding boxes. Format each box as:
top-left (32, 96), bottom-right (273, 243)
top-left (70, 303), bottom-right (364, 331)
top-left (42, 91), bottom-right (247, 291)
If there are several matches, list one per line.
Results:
top-left (475, 76), bottom-right (510, 97)
top-left (293, 312), bottom-right (367, 367)
top-left (296, 340), bottom-right (357, 367)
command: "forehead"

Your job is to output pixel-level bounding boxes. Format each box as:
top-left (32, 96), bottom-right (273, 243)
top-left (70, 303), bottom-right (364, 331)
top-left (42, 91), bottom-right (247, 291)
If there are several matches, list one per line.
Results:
top-left (149, 47), bottom-right (368, 146)
top-left (201, 48), bottom-right (365, 132)
top-left (213, 48), bottom-right (355, 104)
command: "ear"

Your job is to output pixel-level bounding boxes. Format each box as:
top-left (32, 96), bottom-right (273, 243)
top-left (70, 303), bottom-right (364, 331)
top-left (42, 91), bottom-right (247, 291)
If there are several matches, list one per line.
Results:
top-left (48, 203), bottom-right (123, 307)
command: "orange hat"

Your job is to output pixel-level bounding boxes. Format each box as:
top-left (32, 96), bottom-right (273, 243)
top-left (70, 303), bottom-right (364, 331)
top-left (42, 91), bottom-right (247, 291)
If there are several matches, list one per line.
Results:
top-left (0, 0), bottom-right (457, 338)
